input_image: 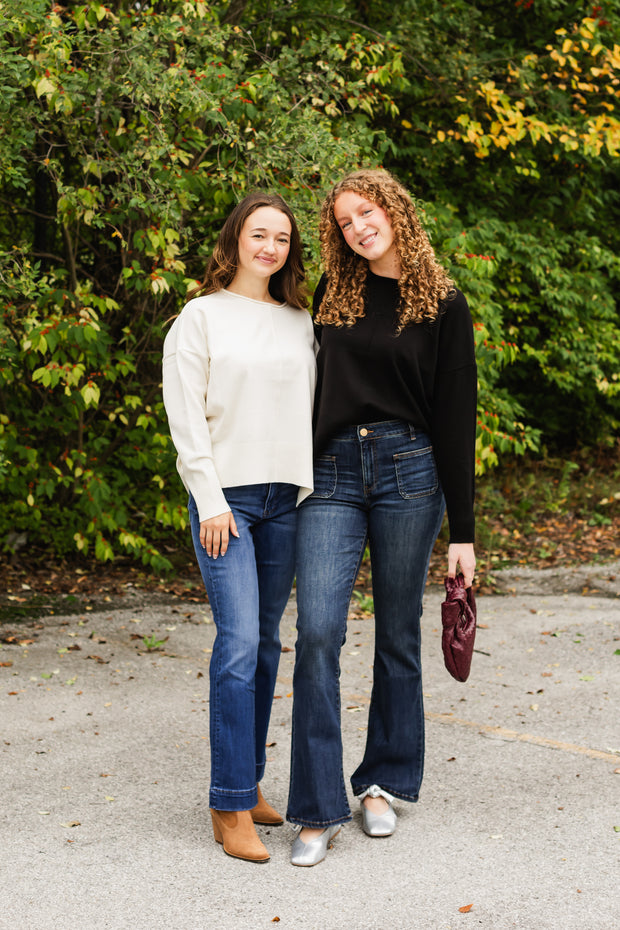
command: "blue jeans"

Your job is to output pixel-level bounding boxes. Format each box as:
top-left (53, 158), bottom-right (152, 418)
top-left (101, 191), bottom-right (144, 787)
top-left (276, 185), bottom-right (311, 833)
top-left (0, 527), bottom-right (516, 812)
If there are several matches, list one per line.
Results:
top-left (188, 483), bottom-right (298, 811)
top-left (287, 421), bottom-right (445, 827)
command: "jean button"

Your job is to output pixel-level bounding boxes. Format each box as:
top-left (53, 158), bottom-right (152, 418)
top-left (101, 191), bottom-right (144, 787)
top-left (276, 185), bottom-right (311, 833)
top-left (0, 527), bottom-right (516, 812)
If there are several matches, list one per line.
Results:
top-left (360, 428), bottom-right (368, 437)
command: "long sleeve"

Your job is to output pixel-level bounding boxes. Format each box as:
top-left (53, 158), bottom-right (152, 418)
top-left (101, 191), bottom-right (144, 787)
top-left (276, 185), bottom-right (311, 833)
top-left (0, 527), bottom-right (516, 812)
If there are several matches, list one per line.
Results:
top-left (162, 304), bottom-right (230, 521)
top-left (430, 293), bottom-right (477, 543)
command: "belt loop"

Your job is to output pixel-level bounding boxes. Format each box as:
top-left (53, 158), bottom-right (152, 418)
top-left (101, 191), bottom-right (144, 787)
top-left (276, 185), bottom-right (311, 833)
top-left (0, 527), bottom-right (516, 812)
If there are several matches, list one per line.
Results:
top-left (409, 424), bottom-right (416, 440)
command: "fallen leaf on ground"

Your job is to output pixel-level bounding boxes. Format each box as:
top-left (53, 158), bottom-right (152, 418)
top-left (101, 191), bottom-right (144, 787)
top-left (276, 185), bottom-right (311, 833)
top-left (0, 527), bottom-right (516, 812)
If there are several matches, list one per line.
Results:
top-left (459, 903), bottom-right (474, 913)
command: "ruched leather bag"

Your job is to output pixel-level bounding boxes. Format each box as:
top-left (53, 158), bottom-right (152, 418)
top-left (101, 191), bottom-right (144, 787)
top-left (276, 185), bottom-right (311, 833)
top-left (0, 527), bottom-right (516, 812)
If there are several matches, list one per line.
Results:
top-left (441, 573), bottom-right (477, 682)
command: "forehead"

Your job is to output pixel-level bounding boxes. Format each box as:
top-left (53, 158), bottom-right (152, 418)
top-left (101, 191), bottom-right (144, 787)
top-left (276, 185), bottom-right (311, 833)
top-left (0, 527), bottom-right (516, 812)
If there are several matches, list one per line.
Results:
top-left (334, 190), bottom-right (378, 219)
top-left (244, 205), bottom-right (291, 234)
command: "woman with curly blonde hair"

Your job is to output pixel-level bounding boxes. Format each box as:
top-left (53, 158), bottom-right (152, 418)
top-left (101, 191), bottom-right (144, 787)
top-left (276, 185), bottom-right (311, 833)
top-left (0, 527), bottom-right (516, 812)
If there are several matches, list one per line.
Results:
top-left (287, 169), bottom-right (477, 866)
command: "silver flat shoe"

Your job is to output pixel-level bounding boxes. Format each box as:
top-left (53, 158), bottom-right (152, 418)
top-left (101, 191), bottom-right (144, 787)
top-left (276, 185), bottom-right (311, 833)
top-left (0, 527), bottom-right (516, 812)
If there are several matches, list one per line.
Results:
top-left (359, 784), bottom-right (397, 837)
top-left (290, 824), bottom-right (341, 867)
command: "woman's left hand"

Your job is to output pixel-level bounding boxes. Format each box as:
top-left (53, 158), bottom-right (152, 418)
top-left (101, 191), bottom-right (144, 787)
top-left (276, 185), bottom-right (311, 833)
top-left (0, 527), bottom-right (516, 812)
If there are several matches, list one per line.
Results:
top-left (447, 542), bottom-right (476, 587)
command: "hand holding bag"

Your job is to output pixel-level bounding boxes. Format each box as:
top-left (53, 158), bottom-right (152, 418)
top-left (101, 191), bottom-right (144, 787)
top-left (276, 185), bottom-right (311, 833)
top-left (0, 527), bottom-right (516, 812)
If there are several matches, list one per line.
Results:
top-left (441, 573), bottom-right (477, 682)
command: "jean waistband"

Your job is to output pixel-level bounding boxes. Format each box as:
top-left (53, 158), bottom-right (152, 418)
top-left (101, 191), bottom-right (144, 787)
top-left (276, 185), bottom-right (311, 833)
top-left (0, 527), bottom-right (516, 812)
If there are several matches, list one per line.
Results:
top-left (331, 419), bottom-right (419, 442)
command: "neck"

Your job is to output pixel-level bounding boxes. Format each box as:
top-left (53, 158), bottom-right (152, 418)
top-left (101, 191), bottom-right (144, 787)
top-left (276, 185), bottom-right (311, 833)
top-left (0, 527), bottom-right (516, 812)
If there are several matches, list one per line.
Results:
top-left (369, 254), bottom-right (400, 279)
top-left (228, 270), bottom-right (275, 303)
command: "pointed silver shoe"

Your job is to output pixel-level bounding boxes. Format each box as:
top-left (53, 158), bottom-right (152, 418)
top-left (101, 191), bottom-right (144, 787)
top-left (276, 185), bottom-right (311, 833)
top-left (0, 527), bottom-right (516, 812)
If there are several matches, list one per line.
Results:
top-left (290, 824), bottom-right (341, 867)
top-left (359, 784), bottom-right (397, 837)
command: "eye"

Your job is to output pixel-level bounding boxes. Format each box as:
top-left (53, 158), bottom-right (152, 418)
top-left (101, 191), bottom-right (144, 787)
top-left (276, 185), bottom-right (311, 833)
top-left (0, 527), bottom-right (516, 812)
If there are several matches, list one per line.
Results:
top-left (340, 221), bottom-right (351, 230)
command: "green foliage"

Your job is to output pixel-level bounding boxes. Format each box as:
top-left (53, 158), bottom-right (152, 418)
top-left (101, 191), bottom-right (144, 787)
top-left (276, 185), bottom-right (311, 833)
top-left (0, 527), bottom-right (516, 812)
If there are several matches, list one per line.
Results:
top-left (365, 0), bottom-right (620, 450)
top-left (1, 0), bottom-right (618, 566)
top-left (0, 0), bottom-right (401, 564)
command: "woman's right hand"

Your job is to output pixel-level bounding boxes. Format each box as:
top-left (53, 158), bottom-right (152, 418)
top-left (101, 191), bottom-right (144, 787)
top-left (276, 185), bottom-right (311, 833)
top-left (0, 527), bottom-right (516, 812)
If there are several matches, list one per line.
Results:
top-left (200, 511), bottom-right (239, 559)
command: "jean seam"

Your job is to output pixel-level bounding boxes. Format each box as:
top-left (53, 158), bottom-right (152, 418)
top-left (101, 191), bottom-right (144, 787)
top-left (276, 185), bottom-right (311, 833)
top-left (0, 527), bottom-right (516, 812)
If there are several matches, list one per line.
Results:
top-left (287, 814), bottom-right (353, 828)
top-left (208, 570), bottom-right (223, 791)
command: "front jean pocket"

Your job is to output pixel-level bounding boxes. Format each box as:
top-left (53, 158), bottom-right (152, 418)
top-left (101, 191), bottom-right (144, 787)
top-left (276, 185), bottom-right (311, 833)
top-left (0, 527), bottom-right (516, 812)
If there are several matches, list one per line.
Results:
top-left (310, 455), bottom-right (337, 499)
top-left (393, 446), bottom-right (438, 499)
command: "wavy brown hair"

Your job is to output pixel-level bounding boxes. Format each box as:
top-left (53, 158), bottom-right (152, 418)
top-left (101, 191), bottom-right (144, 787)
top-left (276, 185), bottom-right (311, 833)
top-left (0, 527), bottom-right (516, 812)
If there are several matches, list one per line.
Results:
top-left (188, 192), bottom-right (307, 309)
top-left (315, 169), bottom-right (454, 331)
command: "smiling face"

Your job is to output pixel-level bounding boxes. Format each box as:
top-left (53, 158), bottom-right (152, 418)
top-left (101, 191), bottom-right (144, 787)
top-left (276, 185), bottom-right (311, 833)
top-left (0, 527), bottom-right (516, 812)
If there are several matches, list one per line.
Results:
top-left (333, 190), bottom-right (400, 277)
top-left (234, 205), bottom-right (292, 283)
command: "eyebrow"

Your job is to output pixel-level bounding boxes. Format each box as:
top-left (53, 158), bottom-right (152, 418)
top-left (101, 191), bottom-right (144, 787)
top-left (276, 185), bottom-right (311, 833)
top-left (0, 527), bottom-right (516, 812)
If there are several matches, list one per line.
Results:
top-left (249, 226), bottom-right (291, 236)
top-left (334, 201), bottom-right (372, 224)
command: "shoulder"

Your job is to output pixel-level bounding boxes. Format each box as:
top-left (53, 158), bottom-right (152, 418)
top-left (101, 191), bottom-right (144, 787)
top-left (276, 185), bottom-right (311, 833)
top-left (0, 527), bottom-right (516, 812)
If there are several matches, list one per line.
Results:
top-left (440, 287), bottom-right (469, 315)
top-left (180, 291), bottom-right (230, 317)
top-left (163, 294), bottom-right (225, 356)
top-left (435, 288), bottom-right (475, 364)
top-left (177, 291), bottom-right (240, 328)
top-left (438, 288), bottom-right (473, 329)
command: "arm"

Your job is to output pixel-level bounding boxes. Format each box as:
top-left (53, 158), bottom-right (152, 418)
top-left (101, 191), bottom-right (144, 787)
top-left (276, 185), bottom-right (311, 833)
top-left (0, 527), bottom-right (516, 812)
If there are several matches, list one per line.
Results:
top-left (162, 303), bottom-right (230, 521)
top-left (431, 292), bottom-right (477, 584)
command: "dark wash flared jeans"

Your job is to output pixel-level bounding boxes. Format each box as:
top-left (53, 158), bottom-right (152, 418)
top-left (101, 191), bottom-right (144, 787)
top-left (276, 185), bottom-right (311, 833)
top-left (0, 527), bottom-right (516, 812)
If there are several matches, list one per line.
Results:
top-left (287, 420), bottom-right (445, 828)
top-left (188, 483), bottom-right (298, 812)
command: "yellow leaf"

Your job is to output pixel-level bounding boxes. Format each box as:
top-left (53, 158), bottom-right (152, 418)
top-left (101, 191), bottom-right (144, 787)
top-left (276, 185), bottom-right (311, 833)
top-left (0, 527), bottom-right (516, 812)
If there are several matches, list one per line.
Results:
top-left (34, 76), bottom-right (55, 98)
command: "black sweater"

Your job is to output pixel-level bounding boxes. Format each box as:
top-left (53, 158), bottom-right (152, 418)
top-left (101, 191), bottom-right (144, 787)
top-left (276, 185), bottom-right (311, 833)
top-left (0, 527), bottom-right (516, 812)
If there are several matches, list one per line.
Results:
top-left (312, 271), bottom-right (477, 543)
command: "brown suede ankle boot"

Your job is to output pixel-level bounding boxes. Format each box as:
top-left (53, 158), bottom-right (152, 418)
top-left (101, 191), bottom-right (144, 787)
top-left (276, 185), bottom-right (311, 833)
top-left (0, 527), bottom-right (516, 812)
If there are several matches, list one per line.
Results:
top-left (210, 809), bottom-right (270, 862)
top-left (251, 784), bottom-right (284, 826)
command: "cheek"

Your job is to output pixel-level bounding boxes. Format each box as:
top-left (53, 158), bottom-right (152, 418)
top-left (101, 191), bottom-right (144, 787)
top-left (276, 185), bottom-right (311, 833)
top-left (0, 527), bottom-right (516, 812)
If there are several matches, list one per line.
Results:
top-left (342, 228), bottom-right (357, 250)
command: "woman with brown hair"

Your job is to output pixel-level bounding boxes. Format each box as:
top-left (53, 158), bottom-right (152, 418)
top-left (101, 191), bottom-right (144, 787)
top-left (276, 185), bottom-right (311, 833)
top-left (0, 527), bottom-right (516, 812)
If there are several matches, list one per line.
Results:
top-left (163, 192), bottom-right (316, 862)
top-left (287, 169), bottom-right (477, 866)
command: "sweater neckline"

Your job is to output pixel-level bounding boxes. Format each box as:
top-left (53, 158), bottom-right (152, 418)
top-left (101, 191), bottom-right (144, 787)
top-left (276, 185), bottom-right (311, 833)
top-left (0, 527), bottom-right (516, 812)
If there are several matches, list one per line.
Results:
top-left (367, 268), bottom-right (399, 286)
top-left (223, 288), bottom-right (287, 308)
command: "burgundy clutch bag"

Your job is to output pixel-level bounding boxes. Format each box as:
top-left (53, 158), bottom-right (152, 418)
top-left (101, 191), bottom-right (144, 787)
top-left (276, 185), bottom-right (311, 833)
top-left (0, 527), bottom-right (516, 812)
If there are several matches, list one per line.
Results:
top-left (441, 573), bottom-right (477, 682)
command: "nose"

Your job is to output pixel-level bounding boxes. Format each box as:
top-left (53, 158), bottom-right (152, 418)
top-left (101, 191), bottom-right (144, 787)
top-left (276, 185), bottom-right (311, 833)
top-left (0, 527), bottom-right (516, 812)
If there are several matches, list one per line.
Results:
top-left (352, 215), bottom-right (367, 234)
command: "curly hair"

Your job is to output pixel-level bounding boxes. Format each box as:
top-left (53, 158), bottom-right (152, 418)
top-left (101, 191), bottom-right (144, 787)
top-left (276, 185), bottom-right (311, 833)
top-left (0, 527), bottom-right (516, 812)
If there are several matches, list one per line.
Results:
top-left (315, 169), bottom-right (454, 331)
top-left (188, 192), bottom-right (307, 309)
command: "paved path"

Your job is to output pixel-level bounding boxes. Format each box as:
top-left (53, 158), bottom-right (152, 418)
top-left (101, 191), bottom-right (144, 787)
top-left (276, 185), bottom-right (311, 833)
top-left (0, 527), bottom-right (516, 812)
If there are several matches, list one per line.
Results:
top-left (1, 564), bottom-right (619, 929)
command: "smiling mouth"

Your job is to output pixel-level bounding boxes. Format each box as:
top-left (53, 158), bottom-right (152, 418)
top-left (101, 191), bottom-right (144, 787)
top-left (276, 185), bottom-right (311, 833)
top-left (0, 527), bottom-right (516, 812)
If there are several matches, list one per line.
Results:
top-left (360, 233), bottom-right (377, 248)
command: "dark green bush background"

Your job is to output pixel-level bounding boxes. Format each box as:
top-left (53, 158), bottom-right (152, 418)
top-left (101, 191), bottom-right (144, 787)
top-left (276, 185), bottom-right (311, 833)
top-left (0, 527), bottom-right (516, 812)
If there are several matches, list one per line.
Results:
top-left (1, 1), bottom-right (618, 569)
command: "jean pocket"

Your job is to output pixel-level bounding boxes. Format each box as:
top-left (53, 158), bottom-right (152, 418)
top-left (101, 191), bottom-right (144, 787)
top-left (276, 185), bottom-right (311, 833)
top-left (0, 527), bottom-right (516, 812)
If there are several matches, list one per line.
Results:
top-left (310, 455), bottom-right (337, 499)
top-left (393, 447), bottom-right (438, 499)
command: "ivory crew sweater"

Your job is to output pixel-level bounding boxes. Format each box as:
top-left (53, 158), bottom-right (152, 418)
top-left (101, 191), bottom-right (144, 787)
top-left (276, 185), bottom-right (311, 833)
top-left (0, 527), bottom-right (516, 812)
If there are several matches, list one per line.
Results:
top-left (162, 289), bottom-right (317, 522)
top-left (312, 271), bottom-right (477, 542)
